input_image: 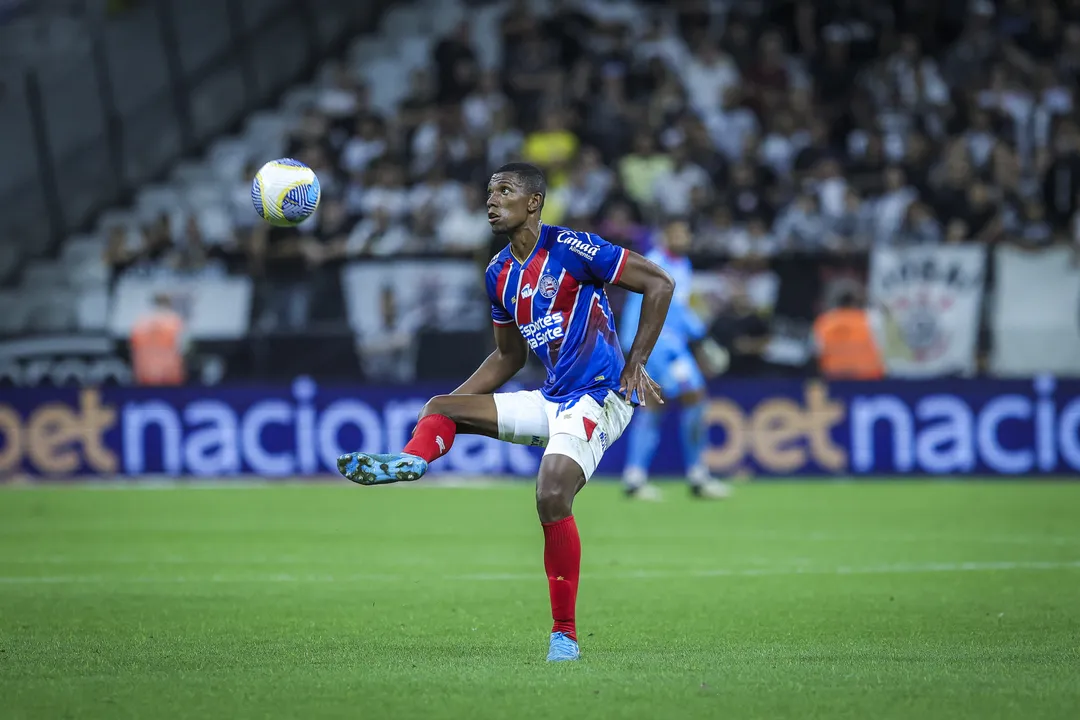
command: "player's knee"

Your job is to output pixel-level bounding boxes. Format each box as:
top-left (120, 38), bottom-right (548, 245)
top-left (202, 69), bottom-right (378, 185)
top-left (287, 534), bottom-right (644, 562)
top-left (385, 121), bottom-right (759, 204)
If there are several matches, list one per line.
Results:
top-left (535, 482), bottom-right (573, 522)
top-left (536, 454), bottom-right (584, 522)
top-left (420, 395), bottom-right (457, 421)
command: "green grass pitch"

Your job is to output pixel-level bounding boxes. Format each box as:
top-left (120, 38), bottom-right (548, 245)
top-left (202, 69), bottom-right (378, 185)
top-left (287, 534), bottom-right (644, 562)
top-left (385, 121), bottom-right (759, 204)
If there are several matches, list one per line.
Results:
top-left (1, 479), bottom-right (1078, 720)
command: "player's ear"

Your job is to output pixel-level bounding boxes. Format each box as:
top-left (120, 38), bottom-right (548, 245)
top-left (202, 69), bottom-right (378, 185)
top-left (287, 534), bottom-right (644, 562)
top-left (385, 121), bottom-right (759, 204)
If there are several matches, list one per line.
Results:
top-left (528, 192), bottom-right (543, 214)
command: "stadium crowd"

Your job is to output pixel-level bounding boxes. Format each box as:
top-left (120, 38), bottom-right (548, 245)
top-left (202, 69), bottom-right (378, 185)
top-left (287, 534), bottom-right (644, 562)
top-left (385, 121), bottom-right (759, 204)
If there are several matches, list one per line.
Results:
top-left (103, 0), bottom-right (1080, 333)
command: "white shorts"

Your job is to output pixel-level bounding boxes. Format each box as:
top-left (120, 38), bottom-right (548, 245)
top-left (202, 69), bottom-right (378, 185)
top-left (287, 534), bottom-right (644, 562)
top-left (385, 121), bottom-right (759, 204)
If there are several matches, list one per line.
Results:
top-left (492, 389), bottom-right (634, 480)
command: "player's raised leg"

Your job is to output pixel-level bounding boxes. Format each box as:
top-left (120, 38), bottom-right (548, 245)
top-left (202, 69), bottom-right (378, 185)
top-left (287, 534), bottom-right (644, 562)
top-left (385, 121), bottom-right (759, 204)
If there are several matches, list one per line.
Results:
top-left (337, 394), bottom-right (498, 485)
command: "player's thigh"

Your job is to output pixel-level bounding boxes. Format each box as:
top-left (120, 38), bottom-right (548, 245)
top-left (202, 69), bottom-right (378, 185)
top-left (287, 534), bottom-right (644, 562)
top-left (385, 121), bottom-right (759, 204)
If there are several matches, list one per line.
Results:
top-left (543, 391), bottom-right (634, 483)
top-left (491, 390), bottom-right (550, 447)
top-left (422, 394), bottom-right (500, 438)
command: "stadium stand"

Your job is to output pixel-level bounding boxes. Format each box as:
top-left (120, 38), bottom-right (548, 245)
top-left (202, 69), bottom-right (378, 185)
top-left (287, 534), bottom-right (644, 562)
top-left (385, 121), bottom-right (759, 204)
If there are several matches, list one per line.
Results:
top-left (5, 0), bottom-right (1080, 381)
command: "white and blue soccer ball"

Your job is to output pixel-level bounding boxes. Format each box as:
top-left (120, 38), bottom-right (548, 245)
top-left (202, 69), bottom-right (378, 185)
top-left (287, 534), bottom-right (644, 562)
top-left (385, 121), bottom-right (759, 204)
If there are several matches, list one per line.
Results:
top-left (251, 158), bottom-right (321, 227)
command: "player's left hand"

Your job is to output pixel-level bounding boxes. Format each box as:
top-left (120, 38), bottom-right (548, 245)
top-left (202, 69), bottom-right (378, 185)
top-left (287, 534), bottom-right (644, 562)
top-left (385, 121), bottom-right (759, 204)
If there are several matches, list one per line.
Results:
top-left (619, 362), bottom-right (664, 407)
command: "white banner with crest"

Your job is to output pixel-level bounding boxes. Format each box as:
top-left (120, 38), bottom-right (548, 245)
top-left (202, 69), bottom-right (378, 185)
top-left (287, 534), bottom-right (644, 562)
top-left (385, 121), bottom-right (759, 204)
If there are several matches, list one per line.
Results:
top-left (869, 246), bottom-right (986, 377)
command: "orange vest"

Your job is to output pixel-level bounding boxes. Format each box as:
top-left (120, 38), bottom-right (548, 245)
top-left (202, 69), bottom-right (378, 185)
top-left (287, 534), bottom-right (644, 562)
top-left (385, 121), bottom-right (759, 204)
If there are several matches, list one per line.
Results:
top-left (813, 308), bottom-right (885, 380)
top-left (130, 310), bottom-right (186, 386)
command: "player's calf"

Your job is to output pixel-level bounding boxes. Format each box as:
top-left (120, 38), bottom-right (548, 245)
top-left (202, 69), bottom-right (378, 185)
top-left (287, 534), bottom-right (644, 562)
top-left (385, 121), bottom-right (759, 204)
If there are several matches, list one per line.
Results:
top-left (537, 452), bottom-right (586, 655)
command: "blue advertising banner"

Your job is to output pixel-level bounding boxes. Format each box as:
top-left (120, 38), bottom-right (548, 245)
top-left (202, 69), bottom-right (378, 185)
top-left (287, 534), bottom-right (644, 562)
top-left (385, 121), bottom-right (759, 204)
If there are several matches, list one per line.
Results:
top-left (1, 377), bottom-right (1079, 478)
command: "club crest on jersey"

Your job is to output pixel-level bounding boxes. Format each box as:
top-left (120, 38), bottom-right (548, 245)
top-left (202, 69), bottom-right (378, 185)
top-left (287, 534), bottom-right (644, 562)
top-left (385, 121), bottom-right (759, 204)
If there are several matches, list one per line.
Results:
top-left (539, 273), bottom-right (559, 299)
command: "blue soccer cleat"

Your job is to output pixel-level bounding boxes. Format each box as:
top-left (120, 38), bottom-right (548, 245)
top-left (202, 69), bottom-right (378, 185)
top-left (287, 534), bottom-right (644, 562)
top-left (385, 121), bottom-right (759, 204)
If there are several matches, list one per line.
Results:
top-left (337, 452), bottom-right (428, 486)
top-left (546, 632), bottom-right (580, 662)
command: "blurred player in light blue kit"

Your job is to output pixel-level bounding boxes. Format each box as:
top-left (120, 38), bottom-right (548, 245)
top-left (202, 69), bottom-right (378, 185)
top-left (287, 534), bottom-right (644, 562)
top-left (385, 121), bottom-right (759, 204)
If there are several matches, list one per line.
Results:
top-left (620, 219), bottom-right (731, 500)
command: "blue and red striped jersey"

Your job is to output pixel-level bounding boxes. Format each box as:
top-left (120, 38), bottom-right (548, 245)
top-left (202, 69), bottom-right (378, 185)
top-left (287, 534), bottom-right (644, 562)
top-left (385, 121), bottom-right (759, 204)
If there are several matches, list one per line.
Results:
top-left (485, 224), bottom-right (630, 404)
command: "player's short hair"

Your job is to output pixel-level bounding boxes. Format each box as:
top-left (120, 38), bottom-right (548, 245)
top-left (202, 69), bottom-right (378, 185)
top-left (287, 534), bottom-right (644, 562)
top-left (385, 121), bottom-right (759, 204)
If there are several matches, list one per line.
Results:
top-left (495, 162), bottom-right (547, 207)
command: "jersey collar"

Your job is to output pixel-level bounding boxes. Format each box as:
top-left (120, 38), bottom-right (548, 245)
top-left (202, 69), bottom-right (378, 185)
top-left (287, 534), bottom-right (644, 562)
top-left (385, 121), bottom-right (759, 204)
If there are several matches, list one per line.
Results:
top-left (510, 224), bottom-right (550, 266)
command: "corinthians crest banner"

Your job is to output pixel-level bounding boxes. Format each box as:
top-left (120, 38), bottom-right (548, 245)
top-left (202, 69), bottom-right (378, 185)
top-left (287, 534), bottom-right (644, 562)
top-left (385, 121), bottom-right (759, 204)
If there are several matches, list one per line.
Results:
top-left (869, 245), bottom-right (986, 378)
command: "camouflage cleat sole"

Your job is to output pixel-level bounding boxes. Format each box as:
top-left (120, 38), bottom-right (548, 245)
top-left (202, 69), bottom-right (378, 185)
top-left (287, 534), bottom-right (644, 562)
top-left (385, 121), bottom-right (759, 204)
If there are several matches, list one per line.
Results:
top-left (336, 452), bottom-right (428, 485)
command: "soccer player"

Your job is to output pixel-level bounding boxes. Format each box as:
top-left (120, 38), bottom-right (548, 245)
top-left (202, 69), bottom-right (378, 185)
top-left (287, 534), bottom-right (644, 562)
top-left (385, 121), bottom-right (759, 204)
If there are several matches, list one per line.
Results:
top-left (619, 219), bottom-right (731, 501)
top-left (337, 162), bottom-right (675, 662)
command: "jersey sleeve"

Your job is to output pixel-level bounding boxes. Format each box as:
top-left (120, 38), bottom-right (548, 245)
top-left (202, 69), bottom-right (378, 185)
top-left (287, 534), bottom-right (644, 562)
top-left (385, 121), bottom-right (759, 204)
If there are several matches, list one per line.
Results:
top-left (485, 256), bottom-right (514, 326)
top-left (555, 229), bottom-right (630, 285)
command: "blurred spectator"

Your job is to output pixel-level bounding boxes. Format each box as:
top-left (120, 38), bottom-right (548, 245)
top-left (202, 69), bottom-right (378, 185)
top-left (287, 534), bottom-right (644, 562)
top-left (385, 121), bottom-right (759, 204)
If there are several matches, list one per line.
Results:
top-left (316, 62), bottom-right (366, 120)
top-left (548, 147), bottom-right (614, 224)
top-left (522, 107), bottom-right (579, 184)
top-left (438, 186), bottom-right (491, 254)
top-left (681, 38), bottom-right (740, 117)
top-left (774, 192), bottom-right (828, 252)
top-left (726, 162), bottom-right (770, 223)
top-left (487, 106), bottom-right (525, 168)
top-left (1043, 123), bottom-right (1080, 229)
top-left (341, 114), bottom-right (387, 176)
top-left (104, 224), bottom-right (143, 280)
top-left (595, 201), bottom-right (651, 252)
top-left (895, 202), bottom-right (944, 246)
top-left (652, 142), bottom-right (711, 218)
top-left (251, 215), bottom-right (319, 331)
top-left (433, 21), bottom-right (478, 105)
top-left (704, 85), bottom-right (759, 162)
top-left (462, 70), bottom-right (509, 135)
top-left (871, 166), bottom-right (918, 244)
top-left (346, 207), bottom-right (411, 257)
top-left (710, 287), bottom-right (771, 376)
top-left (360, 162), bottom-right (410, 220)
top-left (619, 132), bottom-right (671, 208)
top-left (130, 293), bottom-right (187, 386)
top-left (812, 288), bottom-right (885, 380)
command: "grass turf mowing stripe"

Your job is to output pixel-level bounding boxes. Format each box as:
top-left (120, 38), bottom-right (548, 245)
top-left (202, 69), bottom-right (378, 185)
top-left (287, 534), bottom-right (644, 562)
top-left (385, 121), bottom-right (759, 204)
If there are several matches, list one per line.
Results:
top-left (1, 559), bottom-right (1079, 585)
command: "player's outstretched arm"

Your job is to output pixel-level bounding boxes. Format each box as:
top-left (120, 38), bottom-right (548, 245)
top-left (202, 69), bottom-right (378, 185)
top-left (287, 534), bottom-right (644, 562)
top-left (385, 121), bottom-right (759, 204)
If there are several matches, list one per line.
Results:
top-left (615, 251), bottom-right (675, 407)
top-left (451, 322), bottom-right (529, 395)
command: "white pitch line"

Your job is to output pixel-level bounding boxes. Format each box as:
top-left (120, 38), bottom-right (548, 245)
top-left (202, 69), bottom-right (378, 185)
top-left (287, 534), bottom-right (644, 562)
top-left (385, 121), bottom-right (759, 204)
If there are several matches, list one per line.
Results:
top-left (0, 560), bottom-right (1078, 585)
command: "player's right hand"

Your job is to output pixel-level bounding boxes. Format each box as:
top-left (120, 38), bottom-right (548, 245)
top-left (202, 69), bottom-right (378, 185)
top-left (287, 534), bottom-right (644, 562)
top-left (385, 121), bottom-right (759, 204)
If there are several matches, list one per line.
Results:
top-left (619, 361), bottom-right (664, 408)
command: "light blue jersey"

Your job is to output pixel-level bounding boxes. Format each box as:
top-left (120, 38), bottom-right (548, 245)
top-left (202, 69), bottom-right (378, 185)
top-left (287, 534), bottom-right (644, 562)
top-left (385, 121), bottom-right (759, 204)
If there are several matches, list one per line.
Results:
top-left (619, 249), bottom-right (706, 398)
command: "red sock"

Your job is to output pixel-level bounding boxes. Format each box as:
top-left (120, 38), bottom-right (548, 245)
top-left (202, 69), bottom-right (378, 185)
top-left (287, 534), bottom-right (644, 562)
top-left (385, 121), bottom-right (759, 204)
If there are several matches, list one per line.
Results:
top-left (542, 515), bottom-right (581, 641)
top-left (403, 414), bottom-right (456, 463)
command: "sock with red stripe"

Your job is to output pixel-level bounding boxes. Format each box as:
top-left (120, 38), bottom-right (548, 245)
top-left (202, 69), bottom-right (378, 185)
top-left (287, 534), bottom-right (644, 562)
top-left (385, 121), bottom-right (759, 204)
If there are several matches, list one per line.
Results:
top-left (542, 515), bottom-right (581, 641)
top-left (403, 414), bottom-right (456, 463)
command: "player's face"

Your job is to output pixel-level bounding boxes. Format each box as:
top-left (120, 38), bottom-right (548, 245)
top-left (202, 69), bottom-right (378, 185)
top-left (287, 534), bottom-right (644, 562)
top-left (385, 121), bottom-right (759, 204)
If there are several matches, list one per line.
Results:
top-left (664, 221), bottom-right (692, 254)
top-left (486, 173), bottom-right (538, 234)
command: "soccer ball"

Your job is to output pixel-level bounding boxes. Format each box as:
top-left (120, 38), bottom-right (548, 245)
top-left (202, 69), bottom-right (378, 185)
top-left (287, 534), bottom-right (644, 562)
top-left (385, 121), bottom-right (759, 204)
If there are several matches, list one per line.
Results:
top-left (251, 158), bottom-right (321, 227)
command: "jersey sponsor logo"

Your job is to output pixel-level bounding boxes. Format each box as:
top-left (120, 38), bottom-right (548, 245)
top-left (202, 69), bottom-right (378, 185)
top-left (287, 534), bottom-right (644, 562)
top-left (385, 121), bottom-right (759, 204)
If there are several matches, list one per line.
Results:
top-left (520, 311), bottom-right (565, 350)
top-left (539, 273), bottom-right (559, 299)
top-left (521, 283), bottom-right (535, 299)
top-left (556, 230), bottom-right (600, 260)
top-left (487, 253), bottom-right (501, 269)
